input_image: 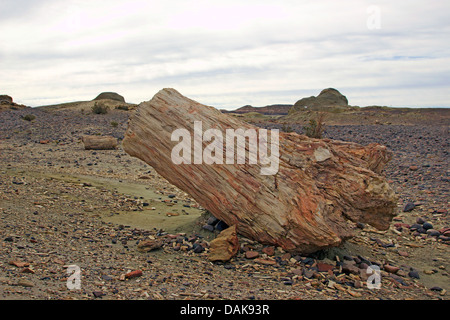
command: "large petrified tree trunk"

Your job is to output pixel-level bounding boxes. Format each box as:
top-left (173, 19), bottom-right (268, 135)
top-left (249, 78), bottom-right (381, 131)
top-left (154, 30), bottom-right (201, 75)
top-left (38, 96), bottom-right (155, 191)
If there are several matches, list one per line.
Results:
top-left (123, 88), bottom-right (397, 254)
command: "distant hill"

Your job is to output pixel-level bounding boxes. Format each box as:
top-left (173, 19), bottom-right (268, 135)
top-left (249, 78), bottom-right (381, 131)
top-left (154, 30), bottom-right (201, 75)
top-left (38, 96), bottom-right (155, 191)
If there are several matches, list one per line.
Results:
top-left (280, 88), bottom-right (449, 125)
top-left (37, 100), bottom-right (137, 113)
top-left (288, 88), bottom-right (353, 115)
top-left (93, 92), bottom-right (126, 103)
top-left (36, 92), bottom-right (136, 113)
top-left (283, 104), bottom-right (450, 126)
top-left (223, 104), bottom-right (292, 115)
top-left (223, 88), bottom-right (350, 116)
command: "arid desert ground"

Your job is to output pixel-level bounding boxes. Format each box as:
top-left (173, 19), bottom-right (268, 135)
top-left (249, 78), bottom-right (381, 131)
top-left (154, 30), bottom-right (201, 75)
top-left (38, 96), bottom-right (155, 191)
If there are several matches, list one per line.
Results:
top-left (0, 97), bottom-right (449, 300)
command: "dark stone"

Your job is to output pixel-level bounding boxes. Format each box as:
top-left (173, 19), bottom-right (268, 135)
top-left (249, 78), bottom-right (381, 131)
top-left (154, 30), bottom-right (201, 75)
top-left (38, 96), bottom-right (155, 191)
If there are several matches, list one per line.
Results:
top-left (202, 224), bottom-right (214, 232)
top-left (193, 243), bottom-right (204, 253)
top-left (416, 217), bottom-right (426, 224)
top-left (223, 264), bottom-right (235, 270)
top-left (408, 270), bottom-right (420, 279)
top-left (427, 230), bottom-right (441, 237)
top-left (422, 222), bottom-right (433, 230)
top-left (403, 202), bottom-right (415, 212)
top-left (343, 255), bottom-right (354, 261)
top-left (279, 260), bottom-right (288, 266)
top-left (356, 222), bottom-right (365, 229)
top-left (390, 274), bottom-right (407, 286)
top-left (410, 224), bottom-right (422, 230)
top-left (207, 216), bottom-right (220, 226)
top-left (176, 236), bottom-right (184, 243)
top-left (4, 237), bottom-right (13, 242)
top-left (358, 255), bottom-right (373, 266)
top-left (215, 220), bottom-right (229, 231)
top-left (430, 286), bottom-right (443, 292)
top-left (302, 257), bottom-right (315, 265)
top-left (417, 227), bottom-right (427, 234)
top-left (93, 291), bottom-right (105, 298)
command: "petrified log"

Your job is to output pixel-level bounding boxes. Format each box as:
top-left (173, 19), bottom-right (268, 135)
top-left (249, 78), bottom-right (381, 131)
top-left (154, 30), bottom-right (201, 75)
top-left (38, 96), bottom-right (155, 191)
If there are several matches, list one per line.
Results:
top-left (123, 88), bottom-right (397, 254)
top-left (82, 135), bottom-right (118, 150)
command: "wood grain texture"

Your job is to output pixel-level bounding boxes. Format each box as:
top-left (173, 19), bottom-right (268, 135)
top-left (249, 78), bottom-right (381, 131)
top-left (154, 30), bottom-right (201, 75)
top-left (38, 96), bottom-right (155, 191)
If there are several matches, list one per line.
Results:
top-left (123, 88), bottom-right (397, 254)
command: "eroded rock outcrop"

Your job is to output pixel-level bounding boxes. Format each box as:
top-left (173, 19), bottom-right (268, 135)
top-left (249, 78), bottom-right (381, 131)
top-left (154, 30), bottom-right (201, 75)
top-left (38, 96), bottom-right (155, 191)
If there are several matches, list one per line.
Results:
top-left (0, 95), bottom-right (28, 111)
top-left (93, 92), bottom-right (125, 103)
top-left (123, 88), bottom-right (397, 254)
top-left (0, 95), bottom-right (13, 104)
top-left (289, 88), bottom-right (349, 114)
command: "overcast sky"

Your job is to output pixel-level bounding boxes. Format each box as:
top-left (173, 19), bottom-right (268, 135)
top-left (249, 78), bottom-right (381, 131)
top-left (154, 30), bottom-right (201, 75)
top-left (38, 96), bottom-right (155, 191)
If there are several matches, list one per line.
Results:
top-left (1, 0), bottom-right (449, 109)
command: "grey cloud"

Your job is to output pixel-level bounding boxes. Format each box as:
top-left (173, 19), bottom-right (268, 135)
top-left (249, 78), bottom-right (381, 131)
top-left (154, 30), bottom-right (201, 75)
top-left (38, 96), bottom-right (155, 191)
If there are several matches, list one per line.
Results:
top-left (0, 0), bottom-right (47, 21)
top-left (1, 0), bottom-right (449, 108)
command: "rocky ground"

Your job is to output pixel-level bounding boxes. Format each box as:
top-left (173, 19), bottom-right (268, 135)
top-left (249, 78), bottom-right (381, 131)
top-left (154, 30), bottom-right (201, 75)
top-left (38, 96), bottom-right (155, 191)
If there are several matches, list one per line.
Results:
top-left (0, 107), bottom-right (448, 300)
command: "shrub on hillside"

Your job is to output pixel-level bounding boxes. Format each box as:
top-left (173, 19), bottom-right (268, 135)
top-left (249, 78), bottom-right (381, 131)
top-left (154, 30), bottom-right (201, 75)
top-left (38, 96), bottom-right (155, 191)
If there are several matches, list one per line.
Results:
top-left (92, 102), bottom-right (109, 114)
top-left (22, 114), bottom-right (36, 121)
top-left (116, 105), bottom-right (129, 111)
top-left (304, 112), bottom-right (326, 139)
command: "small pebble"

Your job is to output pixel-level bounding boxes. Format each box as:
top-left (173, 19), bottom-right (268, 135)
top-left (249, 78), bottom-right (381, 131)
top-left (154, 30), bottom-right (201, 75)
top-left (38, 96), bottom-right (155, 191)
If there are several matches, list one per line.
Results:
top-left (403, 202), bottom-right (415, 212)
top-left (408, 270), bottom-right (420, 279)
top-left (202, 225), bottom-right (214, 232)
top-left (422, 222), bottom-right (433, 230)
top-left (245, 251), bottom-right (259, 259)
top-left (416, 217), bottom-right (426, 224)
top-left (93, 291), bottom-right (105, 298)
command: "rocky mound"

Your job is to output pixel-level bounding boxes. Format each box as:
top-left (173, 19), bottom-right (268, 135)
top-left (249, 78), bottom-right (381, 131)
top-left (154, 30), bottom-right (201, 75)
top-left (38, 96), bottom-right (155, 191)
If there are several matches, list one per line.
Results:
top-left (0, 95), bottom-right (28, 112)
top-left (289, 88), bottom-right (349, 114)
top-left (0, 95), bottom-right (13, 104)
top-left (93, 92), bottom-right (125, 103)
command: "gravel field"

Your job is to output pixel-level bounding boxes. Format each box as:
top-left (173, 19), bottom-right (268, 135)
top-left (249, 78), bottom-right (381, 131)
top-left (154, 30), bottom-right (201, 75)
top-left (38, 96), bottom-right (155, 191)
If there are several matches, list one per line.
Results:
top-left (0, 107), bottom-right (448, 300)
